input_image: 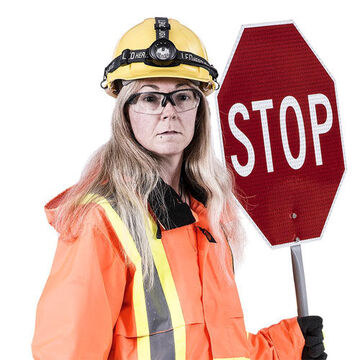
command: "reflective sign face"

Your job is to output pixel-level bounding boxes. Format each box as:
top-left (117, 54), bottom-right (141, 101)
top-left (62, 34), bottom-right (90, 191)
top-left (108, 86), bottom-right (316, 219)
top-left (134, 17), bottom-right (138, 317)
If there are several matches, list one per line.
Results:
top-left (216, 21), bottom-right (345, 247)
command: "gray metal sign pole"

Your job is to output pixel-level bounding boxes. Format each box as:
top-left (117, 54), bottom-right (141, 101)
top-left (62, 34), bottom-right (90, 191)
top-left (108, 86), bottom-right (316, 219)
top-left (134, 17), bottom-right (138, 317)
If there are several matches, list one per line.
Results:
top-left (290, 243), bottom-right (309, 317)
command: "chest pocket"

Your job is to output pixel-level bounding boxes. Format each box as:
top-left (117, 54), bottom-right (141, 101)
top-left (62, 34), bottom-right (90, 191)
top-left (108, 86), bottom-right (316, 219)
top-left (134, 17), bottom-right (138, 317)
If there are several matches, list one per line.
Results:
top-left (198, 226), bottom-right (244, 320)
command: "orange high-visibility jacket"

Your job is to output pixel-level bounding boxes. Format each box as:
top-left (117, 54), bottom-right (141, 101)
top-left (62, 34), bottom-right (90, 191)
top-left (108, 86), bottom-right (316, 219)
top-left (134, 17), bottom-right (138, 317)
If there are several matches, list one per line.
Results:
top-left (32, 178), bottom-right (305, 359)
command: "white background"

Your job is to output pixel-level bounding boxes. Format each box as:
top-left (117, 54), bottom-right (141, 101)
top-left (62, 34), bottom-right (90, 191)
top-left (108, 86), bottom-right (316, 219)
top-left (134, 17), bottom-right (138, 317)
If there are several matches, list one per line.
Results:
top-left (0, 0), bottom-right (358, 358)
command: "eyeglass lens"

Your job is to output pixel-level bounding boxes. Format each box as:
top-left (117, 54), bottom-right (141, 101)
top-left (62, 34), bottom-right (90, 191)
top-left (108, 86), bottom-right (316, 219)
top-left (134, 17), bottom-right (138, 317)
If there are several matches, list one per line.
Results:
top-left (130, 89), bottom-right (200, 114)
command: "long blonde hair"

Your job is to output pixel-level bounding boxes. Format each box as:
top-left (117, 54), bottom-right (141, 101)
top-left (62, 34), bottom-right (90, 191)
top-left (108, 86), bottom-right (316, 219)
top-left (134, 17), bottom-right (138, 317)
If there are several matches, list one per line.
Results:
top-left (54, 78), bottom-right (248, 290)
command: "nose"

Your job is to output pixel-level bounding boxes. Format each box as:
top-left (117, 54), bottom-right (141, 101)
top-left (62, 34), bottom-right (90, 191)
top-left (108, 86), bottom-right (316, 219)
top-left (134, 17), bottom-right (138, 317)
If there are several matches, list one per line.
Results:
top-left (160, 100), bottom-right (177, 119)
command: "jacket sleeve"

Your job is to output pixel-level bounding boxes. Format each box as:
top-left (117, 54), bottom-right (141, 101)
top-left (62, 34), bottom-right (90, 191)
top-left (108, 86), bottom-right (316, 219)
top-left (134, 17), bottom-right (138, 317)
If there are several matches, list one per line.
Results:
top-left (247, 317), bottom-right (305, 359)
top-left (31, 206), bottom-right (127, 360)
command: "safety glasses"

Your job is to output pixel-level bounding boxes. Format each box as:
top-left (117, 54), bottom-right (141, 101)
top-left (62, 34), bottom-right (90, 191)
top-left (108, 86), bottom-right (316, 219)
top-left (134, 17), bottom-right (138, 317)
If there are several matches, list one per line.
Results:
top-left (126, 88), bottom-right (201, 115)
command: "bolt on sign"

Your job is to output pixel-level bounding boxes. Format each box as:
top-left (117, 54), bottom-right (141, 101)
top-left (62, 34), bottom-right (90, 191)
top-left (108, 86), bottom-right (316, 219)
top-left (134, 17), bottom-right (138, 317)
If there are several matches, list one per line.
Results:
top-left (216, 21), bottom-right (345, 248)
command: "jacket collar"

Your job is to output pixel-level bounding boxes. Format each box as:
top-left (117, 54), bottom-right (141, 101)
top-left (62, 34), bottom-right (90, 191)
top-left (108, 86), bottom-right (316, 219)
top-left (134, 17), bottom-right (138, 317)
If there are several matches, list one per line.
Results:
top-left (43, 172), bottom-right (208, 237)
top-left (148, 173), bottom-right (207, 235)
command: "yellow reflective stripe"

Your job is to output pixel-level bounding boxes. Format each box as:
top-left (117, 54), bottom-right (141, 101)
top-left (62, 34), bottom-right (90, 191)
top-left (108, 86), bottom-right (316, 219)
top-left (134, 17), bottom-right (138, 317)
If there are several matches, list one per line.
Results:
top-left (146, 215), bottom-right (186, 360)
top-left (81, 194), bottom-right (140, 261)
top-left (246, 331), bottom-right (249, 340)
top-left (137, 336), bottom-right (151, 360)
top-left (82, 194), bottom-right (151, 359)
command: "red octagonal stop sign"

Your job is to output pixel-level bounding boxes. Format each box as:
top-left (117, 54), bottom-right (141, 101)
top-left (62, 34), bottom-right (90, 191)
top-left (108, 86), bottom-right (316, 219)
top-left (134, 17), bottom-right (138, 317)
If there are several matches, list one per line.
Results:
top-left (216, 21), bottom-right (345, 247)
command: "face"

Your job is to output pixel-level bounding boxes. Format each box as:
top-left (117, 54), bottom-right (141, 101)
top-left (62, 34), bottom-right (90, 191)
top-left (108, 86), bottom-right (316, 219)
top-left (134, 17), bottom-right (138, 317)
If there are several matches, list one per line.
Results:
top-left (127, 78), bottom-right (199, 163)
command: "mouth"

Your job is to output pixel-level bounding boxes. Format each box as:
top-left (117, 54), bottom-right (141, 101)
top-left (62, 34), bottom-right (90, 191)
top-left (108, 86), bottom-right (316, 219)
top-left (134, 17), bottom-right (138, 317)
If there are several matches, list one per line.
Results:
top-left (159, 131), bottom-right (180, 135)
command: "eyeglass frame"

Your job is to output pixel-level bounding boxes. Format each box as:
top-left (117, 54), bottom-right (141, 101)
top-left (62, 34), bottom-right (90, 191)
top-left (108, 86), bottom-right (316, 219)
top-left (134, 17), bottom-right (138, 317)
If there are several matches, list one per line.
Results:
top-left (125, 88), bottom-right (202, 114)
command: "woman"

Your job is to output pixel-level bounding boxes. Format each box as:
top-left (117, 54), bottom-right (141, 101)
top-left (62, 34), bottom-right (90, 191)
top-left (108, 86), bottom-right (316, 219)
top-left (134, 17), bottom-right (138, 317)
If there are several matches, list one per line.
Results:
top-left (31, 17), bottom-right (326, 360)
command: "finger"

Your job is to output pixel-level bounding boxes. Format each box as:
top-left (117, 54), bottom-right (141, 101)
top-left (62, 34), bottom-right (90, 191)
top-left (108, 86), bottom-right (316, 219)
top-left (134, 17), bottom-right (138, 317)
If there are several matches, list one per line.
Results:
top-left (308, 326), bottom-right (323, 337)
top-left (306, 316), bottom-right (323, 331)
top-left (302, 344), bottom-right (326, 360)
top-left (298, 315), bottom-right (324, 336)
top-left (308, 342), bottom-right (325, 358)
top-left (316, 352), bottom-right (327, 360)
top-left (305, 334), bottom-right (324, 347)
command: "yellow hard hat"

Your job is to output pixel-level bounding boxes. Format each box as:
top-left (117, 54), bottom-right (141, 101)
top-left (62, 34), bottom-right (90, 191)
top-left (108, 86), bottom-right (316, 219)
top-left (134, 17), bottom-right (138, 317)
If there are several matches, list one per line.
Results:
top-left (101, 17), bottom-right (219, 98)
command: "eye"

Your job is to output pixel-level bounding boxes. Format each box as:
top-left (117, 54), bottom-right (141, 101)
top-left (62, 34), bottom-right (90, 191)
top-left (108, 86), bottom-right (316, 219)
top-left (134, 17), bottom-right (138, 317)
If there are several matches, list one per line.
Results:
top-left (138, 93), bottom-right (161, 105)
top-left (143, 95), bottom-right (156, 102)
top-left (175, 92), bottom-right (191, 102)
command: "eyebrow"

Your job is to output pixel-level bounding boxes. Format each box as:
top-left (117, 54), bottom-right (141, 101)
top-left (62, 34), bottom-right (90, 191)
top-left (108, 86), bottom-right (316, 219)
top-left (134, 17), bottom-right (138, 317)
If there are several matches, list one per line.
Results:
top-left (139, 83), bottom-right (189, 90)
